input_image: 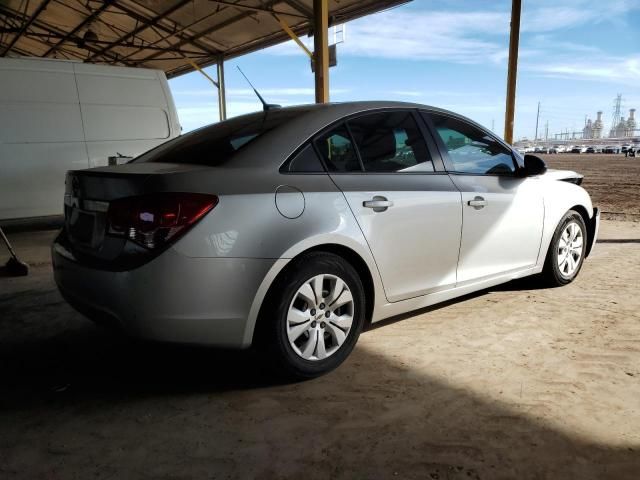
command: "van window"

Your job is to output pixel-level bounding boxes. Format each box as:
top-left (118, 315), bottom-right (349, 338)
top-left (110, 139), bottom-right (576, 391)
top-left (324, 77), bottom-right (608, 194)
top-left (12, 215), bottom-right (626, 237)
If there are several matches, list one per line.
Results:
top-left (83, 105), bottom-right (170, 141)
top-left (134, 108), bottom-right (312, 165)
top-left (75, 71), bottom-right (167, 107)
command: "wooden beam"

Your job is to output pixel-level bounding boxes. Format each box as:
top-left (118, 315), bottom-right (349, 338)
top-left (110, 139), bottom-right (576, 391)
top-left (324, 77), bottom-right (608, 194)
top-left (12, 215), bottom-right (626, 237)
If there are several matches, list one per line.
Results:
top-left (209, 1), bottom-right (306, 19)
top-left (0, 4), bottom-right (132, 65)
top-left (504, 0), bottom-right (522, 144)
top-left (1, 0), bottom-right (50, 56)
top-left (86, 0), bottom-right (194, 62)
top-left (112, 1), bottom-right (226, 64)
top-left (137, 0), bottom-right (283, 65)
top-left (42, 0), bottom-right (113, 57)
top-left (313, 0), bottom-right (329, 103)
top-left (282, 0), bottom-right (313, 18)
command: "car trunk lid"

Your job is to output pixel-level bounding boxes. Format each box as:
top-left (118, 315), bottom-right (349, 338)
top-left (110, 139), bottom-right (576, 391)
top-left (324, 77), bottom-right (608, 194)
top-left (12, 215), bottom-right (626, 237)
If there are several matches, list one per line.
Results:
top-left (63, 163), bottom-right (213, 262)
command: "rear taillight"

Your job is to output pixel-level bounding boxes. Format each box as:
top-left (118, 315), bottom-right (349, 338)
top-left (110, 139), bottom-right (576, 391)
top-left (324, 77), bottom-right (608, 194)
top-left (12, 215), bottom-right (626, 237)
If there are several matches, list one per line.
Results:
top-left (107, 193), bottom-right (218, 249)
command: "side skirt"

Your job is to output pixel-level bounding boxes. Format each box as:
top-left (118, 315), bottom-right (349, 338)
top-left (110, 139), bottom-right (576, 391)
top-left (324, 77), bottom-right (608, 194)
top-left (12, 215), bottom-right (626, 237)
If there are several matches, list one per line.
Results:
top-left (371, 266), bottom-right (543, 323)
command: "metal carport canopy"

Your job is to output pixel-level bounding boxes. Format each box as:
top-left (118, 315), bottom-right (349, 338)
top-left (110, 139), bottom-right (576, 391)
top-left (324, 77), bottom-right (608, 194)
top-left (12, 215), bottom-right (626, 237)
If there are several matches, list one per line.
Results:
top-left (0, 0), bottom-right (410, 78)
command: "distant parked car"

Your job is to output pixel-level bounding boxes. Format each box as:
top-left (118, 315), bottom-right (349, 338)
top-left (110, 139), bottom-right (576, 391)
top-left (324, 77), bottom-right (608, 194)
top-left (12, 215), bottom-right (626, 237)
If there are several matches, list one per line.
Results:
top-left (622, 144), bottom-right (632, 153)
top-left (52, 101), bottom-right (600, 378)
top-left (571, 146), bottom-right (588, 153)
top-left (604, 145), bottom-right (621, 154)
top-left (585, 146), bottom-right (602, 154)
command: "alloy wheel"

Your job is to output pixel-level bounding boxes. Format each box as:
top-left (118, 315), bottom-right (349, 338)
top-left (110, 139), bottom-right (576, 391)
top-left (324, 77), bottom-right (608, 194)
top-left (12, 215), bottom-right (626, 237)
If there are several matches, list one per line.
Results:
top-left (286, 274), bottom-right (354, 361)
top-left (557, 221), bottom-right (584, 277)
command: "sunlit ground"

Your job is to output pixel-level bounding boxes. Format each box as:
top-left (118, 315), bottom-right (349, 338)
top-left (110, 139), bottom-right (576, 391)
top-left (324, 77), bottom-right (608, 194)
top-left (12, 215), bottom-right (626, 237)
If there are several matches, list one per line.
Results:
top-left (1, 221), bottom-right (639, 479)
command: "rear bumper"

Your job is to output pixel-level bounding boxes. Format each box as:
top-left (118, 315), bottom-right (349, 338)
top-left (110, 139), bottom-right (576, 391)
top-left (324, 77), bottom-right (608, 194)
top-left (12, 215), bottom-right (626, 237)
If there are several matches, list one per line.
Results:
top-left (586, 207), bottom-right (600, 258)
top-left (52, 241), bottom-right (276, 348)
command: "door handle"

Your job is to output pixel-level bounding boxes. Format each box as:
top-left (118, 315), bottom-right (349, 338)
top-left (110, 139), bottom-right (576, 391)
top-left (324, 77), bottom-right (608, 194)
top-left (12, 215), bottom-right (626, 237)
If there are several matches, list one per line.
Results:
top-left (363, 196), bottom-right (393, 212)
top-left (467, 196), bottom-right (487, 209)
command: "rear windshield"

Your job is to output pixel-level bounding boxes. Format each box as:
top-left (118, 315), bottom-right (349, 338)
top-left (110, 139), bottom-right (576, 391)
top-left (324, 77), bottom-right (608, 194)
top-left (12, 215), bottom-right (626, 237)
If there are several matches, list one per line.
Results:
top-left (134, 107), bottom-right (312, 166)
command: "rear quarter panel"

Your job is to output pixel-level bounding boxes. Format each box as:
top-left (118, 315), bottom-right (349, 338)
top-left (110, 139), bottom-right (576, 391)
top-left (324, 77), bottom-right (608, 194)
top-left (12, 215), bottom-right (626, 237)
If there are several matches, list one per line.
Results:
top-left (169, 172), bottom-right (386, 347)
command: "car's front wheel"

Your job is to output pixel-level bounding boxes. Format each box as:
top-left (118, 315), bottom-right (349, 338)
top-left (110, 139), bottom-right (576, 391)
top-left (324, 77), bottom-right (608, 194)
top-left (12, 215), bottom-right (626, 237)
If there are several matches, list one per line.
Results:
top-left (258, 252), bottom-right (366, 379)
top-left (542, 210), bottom-right (587, 286)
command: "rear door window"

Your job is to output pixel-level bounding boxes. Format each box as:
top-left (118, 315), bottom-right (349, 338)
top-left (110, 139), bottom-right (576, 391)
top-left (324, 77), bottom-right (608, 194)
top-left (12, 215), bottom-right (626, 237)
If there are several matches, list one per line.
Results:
top-left (347, 111), bottom-right (434, 173)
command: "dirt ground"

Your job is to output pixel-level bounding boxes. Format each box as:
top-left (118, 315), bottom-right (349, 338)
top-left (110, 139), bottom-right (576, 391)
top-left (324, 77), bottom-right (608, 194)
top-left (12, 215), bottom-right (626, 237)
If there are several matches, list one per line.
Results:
top-left (1, 157), bottom-right (640, 479)
top-left (544, 153), bottom-right (640, 221)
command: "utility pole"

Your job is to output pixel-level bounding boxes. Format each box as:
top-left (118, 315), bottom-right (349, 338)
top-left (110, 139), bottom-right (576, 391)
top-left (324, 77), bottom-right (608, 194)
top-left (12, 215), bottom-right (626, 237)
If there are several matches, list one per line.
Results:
top-left (534, 101), bottom-right (540, 144)
top-left (503, 0), bottom-right (522, 144)
top-left (545, 121), bottom-right (548, 141)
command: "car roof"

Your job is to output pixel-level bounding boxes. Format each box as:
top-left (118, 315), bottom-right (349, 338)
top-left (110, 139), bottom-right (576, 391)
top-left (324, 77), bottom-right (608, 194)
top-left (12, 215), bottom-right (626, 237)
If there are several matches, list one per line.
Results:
top-left (225, 101), bottom-right (486, 170)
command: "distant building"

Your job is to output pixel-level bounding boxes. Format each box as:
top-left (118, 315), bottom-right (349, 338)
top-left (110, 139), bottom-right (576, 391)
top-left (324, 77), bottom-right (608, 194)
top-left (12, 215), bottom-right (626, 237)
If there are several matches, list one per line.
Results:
top-left (614, 117), bottom-right (627, 138)
top-left (582, 119), bottom-right (593, 139)
top-left (592, 111), bottom-right (604, 138)
top-left (626, 109), bottom-right (636, 137)
top-left (583, 111), bottom-right (604, 139)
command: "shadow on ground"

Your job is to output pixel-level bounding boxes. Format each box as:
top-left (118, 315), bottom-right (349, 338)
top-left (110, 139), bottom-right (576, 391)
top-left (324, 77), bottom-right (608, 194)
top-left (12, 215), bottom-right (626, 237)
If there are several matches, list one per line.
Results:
top-left (1, 270), bottom-right (638, 479)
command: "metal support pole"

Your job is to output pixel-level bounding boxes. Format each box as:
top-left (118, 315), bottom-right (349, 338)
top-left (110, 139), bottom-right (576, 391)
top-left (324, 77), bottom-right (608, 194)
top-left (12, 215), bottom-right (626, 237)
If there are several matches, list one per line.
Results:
top-left (217, 57), bottom-right (227, 121)
top-left (503, 0), bottom-right (521, 144)
top-left (313, 0), bottom-right (329, 104)
top-left (534, 101), bottom-right (540, 143)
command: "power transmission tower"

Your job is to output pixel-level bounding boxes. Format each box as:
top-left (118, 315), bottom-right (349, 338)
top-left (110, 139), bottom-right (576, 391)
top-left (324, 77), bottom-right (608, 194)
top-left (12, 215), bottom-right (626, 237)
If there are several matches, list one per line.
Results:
top-left (610, 93), bottom-right (622, 137)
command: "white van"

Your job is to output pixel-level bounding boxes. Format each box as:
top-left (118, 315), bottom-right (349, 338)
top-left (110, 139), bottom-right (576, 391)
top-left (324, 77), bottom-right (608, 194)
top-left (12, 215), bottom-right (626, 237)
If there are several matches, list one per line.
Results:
top-left (0, 57), bottom-right (181, 221)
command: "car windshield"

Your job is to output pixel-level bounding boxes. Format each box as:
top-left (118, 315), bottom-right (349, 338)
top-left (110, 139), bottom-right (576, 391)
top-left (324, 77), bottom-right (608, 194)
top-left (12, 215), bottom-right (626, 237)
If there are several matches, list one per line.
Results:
top-left (134, 107), bottom-right (313, 166)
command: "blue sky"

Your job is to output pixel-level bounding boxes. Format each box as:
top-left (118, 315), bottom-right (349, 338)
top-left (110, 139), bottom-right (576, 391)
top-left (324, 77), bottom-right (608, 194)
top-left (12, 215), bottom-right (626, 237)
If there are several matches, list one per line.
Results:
top-left (169, 0), bottom-right (640, 141)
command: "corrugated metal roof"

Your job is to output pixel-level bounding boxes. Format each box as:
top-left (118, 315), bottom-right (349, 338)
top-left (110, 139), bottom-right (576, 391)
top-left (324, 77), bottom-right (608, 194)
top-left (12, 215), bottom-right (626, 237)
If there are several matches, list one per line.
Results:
top-left (0, 0), bottom-right (410, 78)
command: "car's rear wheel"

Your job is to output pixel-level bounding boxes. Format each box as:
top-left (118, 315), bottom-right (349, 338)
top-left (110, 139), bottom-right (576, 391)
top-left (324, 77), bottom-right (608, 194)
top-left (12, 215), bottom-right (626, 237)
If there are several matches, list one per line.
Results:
top-left (542, 210), bottom-right (587, 286)
top-left (258, 252), bottom-right (365, 380)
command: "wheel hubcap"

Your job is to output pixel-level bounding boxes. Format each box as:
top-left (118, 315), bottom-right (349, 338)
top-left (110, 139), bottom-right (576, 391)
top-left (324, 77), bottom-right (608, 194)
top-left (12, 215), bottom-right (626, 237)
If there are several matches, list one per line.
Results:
top-left (557, 221), bottom-right (584, 277)
top-left (286, 274), bottom-right (354, 361)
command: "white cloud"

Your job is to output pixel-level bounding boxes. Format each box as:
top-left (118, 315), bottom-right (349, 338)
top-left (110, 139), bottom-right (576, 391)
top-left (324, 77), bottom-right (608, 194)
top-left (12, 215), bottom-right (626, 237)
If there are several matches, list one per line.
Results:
top-left (176, 101), bottom-right (259, 132)
top-left (389, 90), bottom-right (423, 97)
top-left (264, 10), bottom-right (509, 64)
top-left (527, 55), bottom-right (640, 86)
top-left (173, 87), bottom-right (350, 98)
top-left (521, 0), bottom-right (640, 32)
top-left (337, 10), bottom-right (509, 64)
top-left (264, 2), bottom-right (640, 67)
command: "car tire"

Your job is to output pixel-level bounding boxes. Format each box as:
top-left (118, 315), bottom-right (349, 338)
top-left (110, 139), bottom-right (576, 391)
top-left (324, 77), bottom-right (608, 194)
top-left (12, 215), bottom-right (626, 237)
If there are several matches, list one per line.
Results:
top-left (257, 252), bottom-right (366, 380)
top-left (541, 210), bottom-right (587, 287)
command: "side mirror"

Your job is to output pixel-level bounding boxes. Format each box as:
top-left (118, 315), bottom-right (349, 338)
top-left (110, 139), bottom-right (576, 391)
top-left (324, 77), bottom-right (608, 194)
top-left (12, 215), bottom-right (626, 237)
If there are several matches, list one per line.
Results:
top-left (523, 154), bottom-right (547, 176)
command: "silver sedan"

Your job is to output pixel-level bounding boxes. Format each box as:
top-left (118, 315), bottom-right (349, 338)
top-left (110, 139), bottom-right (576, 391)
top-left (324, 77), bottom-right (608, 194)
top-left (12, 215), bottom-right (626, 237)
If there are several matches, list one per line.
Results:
top-left (53, 101), bottom-right (599, 378)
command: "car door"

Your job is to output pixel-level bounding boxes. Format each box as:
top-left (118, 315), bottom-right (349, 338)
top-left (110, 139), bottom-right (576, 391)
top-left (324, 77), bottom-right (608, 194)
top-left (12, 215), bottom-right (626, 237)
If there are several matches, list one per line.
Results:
top-left (422, 111), bottom-right (544, 284)
top-left (314, 110), bottom-right (462, 303)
